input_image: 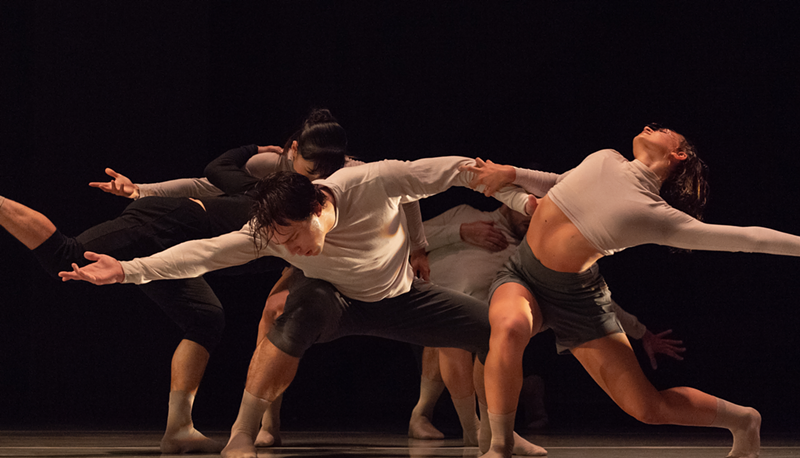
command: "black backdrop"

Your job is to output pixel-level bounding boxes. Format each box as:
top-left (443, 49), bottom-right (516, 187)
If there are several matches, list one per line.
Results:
top-left (1, 1), bottom-right (799, 434)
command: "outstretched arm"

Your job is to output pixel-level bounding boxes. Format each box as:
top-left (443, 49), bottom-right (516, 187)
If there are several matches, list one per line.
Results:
top-left (459, 157), bottom-right (562, 197)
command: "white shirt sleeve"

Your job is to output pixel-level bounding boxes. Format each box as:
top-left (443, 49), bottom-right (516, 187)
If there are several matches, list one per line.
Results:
top-left (120, 222), bottom-right (267, 284)
top-left (423, 205), bottom-right (471, 251)
top-left (657, 207), bottom-right (800, 256)
top-left (402, 201), bottom-right (428, 251)
top-left (137, 177), bottom-right (224, 199)
top-left (377, 156), bottom-right (532, 216)
top-left (512, 167), bottom-right (564, 197)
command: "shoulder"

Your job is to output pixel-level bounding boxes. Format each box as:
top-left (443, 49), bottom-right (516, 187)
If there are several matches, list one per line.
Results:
top-left (244, 152), bottom-right (292, 179)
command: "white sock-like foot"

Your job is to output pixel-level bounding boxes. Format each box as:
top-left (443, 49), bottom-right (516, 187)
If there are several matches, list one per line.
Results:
top-left (408, 377), bottom-right (446, 440)
top-left (222, 390), bottom-right (271, 458)
top-left (479, 411), bottom-right (515, 458)
top-left (160, 391), bottom-right (224, 454)
top-left (452, 395), bottom-right (479, 446)
top-left (478, 403), bottom-right (492, 454)
top-left (712, 399), bottom-right (761, 458)
top-left (512, 431), bottom-right (547, 456)
top-left (409, 413), bottom-right (446, 440)
top-left (255, 393), bottom-right (283, 447)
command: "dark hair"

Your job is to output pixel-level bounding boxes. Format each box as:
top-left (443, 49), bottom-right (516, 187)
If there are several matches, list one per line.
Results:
top-left (250, 171), bottom-right (327, 249)
top-left (282, 108), bottom-right (348, 179)
top-left (660, 135), bottom-right (710, 221)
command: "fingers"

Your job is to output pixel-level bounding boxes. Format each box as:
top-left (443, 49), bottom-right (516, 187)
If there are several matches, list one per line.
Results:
top-left (58, 262), bottom-right (89, 282)
top-left (83, 251), bottom-right (101, 261)
top-left (105, 168), bottom-right (120, 178)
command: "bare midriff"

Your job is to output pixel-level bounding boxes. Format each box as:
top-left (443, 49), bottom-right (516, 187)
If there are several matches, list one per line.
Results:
top-left (526, 195), bottom-right (603, 273)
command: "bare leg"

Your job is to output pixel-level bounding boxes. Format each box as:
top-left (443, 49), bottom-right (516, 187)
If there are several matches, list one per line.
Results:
top-left (160, 339), bottom-right (224, 454)
top-left (572, 333), bottom-right (760, 458)
top-left (439, 347), bottom-right (478, 445)
top-left (481, 283), bottom-right (547, 458)
top-left (0, 196), bottom-right (56, 249)
top-left (254, 268), bottom-right (293, 447)
top-left (409, 347), bottom-right (446, 440)
top-left (222, 338), bottom-right (300, 458)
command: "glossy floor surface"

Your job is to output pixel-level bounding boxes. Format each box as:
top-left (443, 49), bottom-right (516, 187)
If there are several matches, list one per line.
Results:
top-left (1, 429), bottom-right (800, 458)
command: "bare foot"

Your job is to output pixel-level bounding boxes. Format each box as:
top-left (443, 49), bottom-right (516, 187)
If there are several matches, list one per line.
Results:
top-left (221, 432), bottom-right (257, 458)
top-left (160, 426), bottom-right (224, 454)
top-left (408, 414), bottom-right (445, 440)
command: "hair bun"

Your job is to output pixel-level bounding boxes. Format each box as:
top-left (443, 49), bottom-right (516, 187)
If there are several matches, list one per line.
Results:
top-left (304, 108), bottom-right (337, 127)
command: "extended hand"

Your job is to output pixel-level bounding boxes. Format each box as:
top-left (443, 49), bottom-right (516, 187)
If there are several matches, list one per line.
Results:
top-left (458, 157), bottom-right (516, 197)
top-left (58, 251), bottom-right (126, 285)
top-left (89, 168), bottom-right (140, 198)
top-left (460, 220), bottom-right (509, 252)
top-left (409, 247), bottom-right (431, 281)
top-left (641, 329), bottom-right (686, 370)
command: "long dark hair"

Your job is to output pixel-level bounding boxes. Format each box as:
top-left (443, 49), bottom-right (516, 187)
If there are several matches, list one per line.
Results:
top-left (250, 171), bottom-right (327, 250)
top-left (282, 108), bottom-right (348, 179)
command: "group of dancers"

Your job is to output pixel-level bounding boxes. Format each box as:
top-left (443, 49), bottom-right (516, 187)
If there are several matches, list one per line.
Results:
top-left (3, 109), bottom-right (789, 458)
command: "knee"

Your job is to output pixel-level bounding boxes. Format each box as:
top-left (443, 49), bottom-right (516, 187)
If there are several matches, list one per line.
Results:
top-left (184, 305), bottom-right (226, 353)
top-left (621, 396), bottom-right (668, 426)
top-left (489, 312), bottom-right (533, 345)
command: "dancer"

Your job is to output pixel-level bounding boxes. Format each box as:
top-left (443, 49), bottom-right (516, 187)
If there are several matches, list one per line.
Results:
top-left (462, 124), bottom-right (796, 458)
top-left (0, 109), bottom-right (349, 453)
top-left (409, 203), bottom-right (685, 439)
top-left (58, 157), bottom-right (545, 458)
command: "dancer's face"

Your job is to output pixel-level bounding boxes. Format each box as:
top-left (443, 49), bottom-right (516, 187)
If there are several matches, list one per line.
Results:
top-left (269, 212), bottom-right (327, 256)
top-left (633, 124), bottom-right (685, 163)
top-left (287, 141), bottom-right (322, 180)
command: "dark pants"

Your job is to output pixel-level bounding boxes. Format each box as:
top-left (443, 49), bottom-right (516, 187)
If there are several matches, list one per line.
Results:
top-left (32, 197), bottom-right (284, 352)
top-left (268, 273), bottom-right (492, 362)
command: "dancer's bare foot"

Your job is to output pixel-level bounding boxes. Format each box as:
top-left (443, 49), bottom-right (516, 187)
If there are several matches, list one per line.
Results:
top-left (408, 413), bottom-right (445, 440)
top-left (160, 426), bottom-right (224, 454)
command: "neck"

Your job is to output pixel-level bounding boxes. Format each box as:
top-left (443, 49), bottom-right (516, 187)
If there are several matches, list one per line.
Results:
top-left (319, 189), bottom-right (337, 232)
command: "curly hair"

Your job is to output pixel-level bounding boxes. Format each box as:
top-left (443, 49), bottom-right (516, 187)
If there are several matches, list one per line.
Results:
top-left (250, 171), bottom-right (327, 250)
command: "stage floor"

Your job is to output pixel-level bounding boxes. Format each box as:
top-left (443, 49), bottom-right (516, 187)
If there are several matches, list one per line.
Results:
top-left (1, 429), bottom-right (799, 457)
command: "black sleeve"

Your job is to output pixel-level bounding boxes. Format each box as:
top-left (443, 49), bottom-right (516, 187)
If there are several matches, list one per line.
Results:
top-left (204, 144), bottom-right (261, 196)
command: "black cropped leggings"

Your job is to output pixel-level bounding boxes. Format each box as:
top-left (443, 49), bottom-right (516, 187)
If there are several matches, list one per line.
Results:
top-left (34, 197), bottom-right (240, 352)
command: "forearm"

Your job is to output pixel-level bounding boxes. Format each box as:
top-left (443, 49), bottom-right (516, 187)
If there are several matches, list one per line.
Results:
top-left (121, 227), bottom-right (261, 284)
top-left (512, 167), bottom-right (562, 197)
top-left (137, 177), bottom-right (224, 199)
top-left (401, 201), bottom-right (428, 251)
top-left (204, 145), bottom-right (260, 195)
top-left (611, 301), bottom-right (647, 340)
top-left (384, 156), bottom-right (530, 215)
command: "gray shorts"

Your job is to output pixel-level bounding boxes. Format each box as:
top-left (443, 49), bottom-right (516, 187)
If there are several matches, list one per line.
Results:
top-left (267, 270), bottom-right (491, 362)
top-left (489, 238), bottom-right (623, 354)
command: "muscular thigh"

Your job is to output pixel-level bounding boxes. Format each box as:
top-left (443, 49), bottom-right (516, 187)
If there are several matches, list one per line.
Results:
top-left (489, 282), bottom-right (544, 338)
top-left (571, 333), bottom-right (659, 409)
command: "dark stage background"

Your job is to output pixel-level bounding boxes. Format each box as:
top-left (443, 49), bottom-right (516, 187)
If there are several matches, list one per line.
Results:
top-left (1, 1), bottom-right (799, 435)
